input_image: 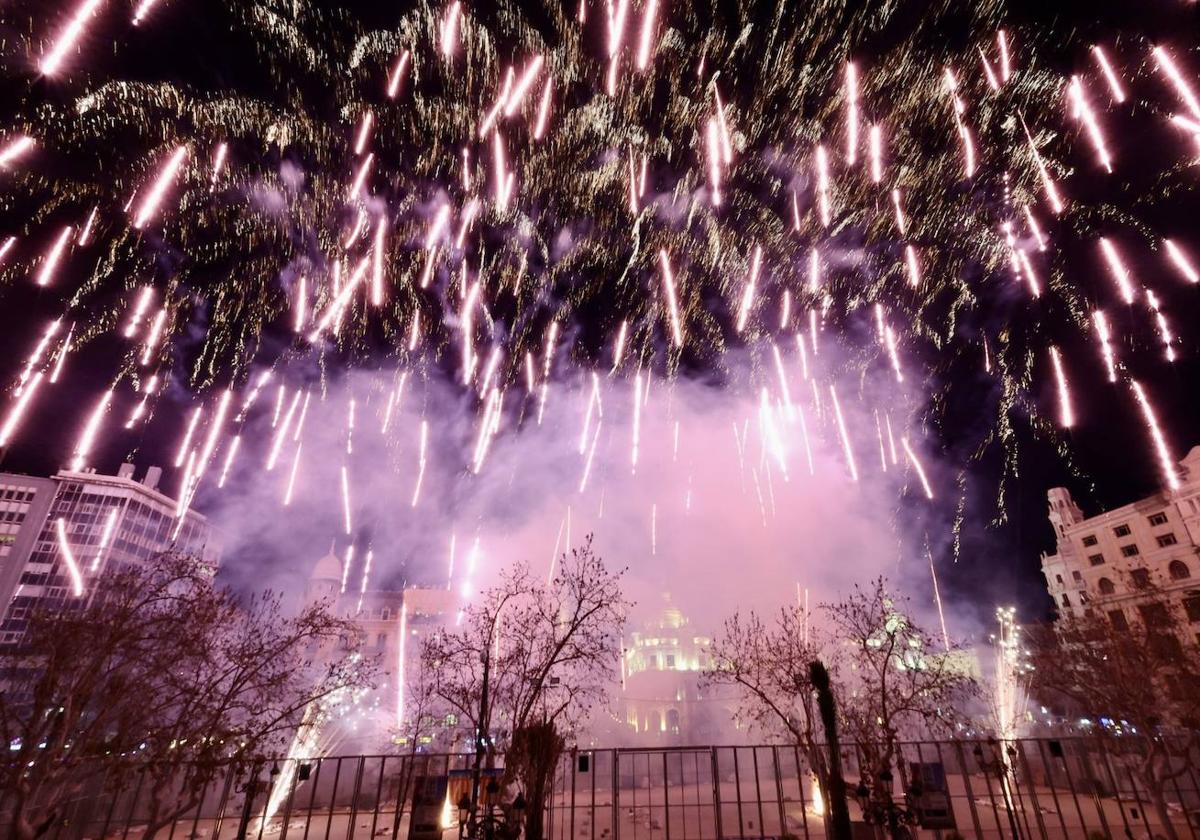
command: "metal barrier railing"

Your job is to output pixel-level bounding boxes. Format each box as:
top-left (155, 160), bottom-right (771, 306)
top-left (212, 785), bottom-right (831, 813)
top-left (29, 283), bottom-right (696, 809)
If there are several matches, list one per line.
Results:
top-left (6, 738), bottom-right (1200, 840)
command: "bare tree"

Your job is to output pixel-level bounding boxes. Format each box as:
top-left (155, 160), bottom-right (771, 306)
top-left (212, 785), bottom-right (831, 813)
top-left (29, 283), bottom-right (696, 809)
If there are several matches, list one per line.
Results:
top-left (825, 578), bottom-right (977, 804)
top-left (702, 607), bottom-right (833, 800)
top-left (420, 536), bottom-right (629, 840)
top-left (0, 553), bottom-right (375, 840)
top-left (1026, 574), bottom-right (1200, 840)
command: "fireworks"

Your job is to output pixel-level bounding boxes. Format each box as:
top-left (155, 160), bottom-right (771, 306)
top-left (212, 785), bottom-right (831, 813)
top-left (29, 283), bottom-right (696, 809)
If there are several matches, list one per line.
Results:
top-left (0, 0), bottom-right (1194, 632)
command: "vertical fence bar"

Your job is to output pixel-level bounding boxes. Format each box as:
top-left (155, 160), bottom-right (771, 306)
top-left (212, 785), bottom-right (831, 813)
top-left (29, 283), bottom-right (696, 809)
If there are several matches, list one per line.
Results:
top-left (792, 745), bottom-right (810, 840)
top-left (302, 758), bottom-right (324, 840)
top-left (367, 757), bottom-right (387, 840)
top-left (1094, 739), bottom-right (1134, 838)
top-left (1032, 740), bottom-right (1069, 837)
top-left (710, 748), bottom-right (723, 840)
top-left (212, 763), bottom-right (241, 840)
top-left (1015, 741), bottom-right (1047, 840)
top-left (323, 758), bottom-right (344, 840)
top-left (771, 747), bottom-right (786, 839)
top-left (345, 757), bottom-right (366, 840)
top-left (613, 750), bottom-right (621, 840)
top-left (661, 751), bottom-right (670, 840)
top-left (952, 741), bottom-right (986, 840)
top-left (119, 769), bottom-right (148, 840)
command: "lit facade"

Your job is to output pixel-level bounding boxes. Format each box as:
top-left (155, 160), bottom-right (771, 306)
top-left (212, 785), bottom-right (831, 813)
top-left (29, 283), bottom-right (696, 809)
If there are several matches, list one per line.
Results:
top-left (304, 551), bottom-right (458, 750)
top-left (617, 595), bottom-right (734, 745)
top-left (1041, 445), bottom-right (1200, 637)
top-left (0, 464), bottom-right (218, 645)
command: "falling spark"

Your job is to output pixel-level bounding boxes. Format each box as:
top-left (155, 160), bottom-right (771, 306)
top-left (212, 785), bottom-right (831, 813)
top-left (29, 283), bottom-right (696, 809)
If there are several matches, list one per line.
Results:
top-left (636, 0), bottom-right (659, 70)
top-left (340, 465), bottom-right (353, 534)
top-left (1048, 346), bottom-right (1074, 428)
top-left (411, 419), bottom-right (428, 507)
top-left (902, 438), bottom-right (934, 499)
top-left (611, 320), bottom-right (628, 372)
top-left (0, 135), bottom-right (35, 169)
top-left (174, 407), bottom-right (203, 468)
top-left (735, 245), bottom-right (762, 333)
top-left (70, 389), bottom-right (113, 472)
top-left (35, 226), bottom-right (74, 287)
top-left (1023, 123), bottom-right (1064, 213)
top-left (1092, 311), bottom-right (1118, 383)
top-left (844, 62), bottom-right (859, 164)
top-left (0, 372), bottom-right (44, 448)
top-left (1091, 45), bottom-right (1126, 103)
top-left (55, 518), bottom-right (85, 597)
top-left (658, 250), bottom-right (684, 347)
top-left (829, 385), bottom-right (858, 482)
top-left (1153, 46), bottom-right (1200, 122)
top-left (132, 146), bottom-right (188, 229)
top-left (1068, 76), bottom-right (1113, 173)
top-left (904, 245), bottom-right (920, 287)
top-left (387, 50), bottom-right (411, 98)
top-left (869, 124), bottom-right (883, 183)
top-left (1099, 238), bottom-right (1137, 304)
top-left (218, 434), bottom-right (241, 488)
top-left (441, 2), bottom-right (462, 57)
top-left (1164, 239), bottom-right (1199, 283)
top-left (39, 0), bottom-right (105, 76)
top-left (1130, 380), bottom-right (1180, 491)
top-left (77, 207), bottom-right (98, 245)
top-left (815, 144), bottom-right (832, 226)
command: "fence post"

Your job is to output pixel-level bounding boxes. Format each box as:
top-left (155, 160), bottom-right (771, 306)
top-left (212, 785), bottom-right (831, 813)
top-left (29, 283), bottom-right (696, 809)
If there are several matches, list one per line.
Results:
top-left (709, 748), bottom-right (723, 840)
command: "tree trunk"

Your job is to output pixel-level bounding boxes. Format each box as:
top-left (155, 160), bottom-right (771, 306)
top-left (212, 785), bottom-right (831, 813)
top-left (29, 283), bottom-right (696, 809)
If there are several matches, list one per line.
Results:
top-left (508, 722), bottom-right (565, 840)
top-left (810, 660), bottom-right (852, 840)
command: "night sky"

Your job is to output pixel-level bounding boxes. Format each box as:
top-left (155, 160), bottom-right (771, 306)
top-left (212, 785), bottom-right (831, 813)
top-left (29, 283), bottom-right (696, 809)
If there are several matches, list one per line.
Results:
top-left (1, 0), bottom-right (1198, 626)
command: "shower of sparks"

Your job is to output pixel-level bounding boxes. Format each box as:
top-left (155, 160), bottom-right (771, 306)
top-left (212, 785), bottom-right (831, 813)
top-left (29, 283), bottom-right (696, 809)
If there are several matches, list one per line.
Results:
top-left (0, 0), bottom-right (1193, 623)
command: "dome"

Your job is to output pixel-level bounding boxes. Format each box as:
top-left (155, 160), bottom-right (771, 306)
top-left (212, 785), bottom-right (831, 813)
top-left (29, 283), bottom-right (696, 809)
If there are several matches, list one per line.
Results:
top-left (311, 549), bottom-right (343, 583)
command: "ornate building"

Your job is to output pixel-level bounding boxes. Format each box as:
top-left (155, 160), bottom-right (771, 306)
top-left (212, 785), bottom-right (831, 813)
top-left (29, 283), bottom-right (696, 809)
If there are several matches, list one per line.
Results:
top-left (616, 595), bottom-right (736, 745)
top-left (1041, 445), bottom-right (1200, 637)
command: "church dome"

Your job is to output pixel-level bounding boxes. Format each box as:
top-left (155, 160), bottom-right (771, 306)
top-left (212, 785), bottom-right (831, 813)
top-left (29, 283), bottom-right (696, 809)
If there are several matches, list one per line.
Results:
top-left (311, 549), bottom-right (343, 584)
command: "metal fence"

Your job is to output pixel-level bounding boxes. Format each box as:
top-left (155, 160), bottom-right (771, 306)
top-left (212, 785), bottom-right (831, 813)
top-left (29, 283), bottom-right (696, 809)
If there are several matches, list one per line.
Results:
top-left (8, 738), bottom-right (1200, 840)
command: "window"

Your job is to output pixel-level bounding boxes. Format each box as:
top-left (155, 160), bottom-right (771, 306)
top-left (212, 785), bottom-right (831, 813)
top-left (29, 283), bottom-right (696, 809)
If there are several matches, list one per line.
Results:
top-left (1054, 574), bottom-right (1064, 586)
top-left (1148, 512), bottom-right (1169, 527)
top-left (1082, 534), bottom-right (1099, 547)
top-left (1061, 593), bottom-right (1071, 607)
top-left (1131, 568), bottom-right (1151, 589)
top-left (381, 608), bottom-right (390, 621)
top-left (1138, 603), bottom-right (1171, 628)
top-left (666, 654), bottom-right (676, 669)
top-left (376, 633), bottom-right (387, 648)
top-left (1169, 560), bottom-right (1191, 580)
top-left (1157, 534), bottom-right (1179, 548)
top-left (1088, 554), bottom-right (1105, 566)
top-left (1108, 610), bottom-right (1129, 630)
top-left (1098, 577), bottom-right (1116, 595)
top-left (1184, 597), bottom-right (1200, 623)
top-left (1072, 570), bottom-right (1083, 582)
top-left (1114, 524), bottom-right (1132, 538)
top-left (1121, 544), bottom-right (1141, 558)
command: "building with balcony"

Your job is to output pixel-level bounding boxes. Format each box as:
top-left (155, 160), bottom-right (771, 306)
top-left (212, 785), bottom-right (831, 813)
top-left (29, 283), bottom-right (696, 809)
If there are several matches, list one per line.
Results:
top-left (1041, 445), bottom-right (1200, 638)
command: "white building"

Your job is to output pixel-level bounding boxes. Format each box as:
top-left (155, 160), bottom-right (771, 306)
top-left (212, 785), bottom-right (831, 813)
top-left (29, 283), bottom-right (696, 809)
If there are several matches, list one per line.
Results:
top-left (1041, 445), bottom-right (1200, 636)
top-left (303, 550), bottom-right (458, 750)
top-left (0, 464), bottom-right (218, 645)
top-left (615, 595), bottom-right (736, 745)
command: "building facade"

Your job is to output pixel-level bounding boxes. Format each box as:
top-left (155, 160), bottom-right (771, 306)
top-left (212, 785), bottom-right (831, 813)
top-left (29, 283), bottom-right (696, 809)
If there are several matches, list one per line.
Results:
top-left (615, 595), bottom-right (736, 745)
top-left (0, 464), bottom-right (218, 645)
top-left (304, 550), bottom-right (458, 751)
top-left (1041, 445), bottom-right (1200, 637)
